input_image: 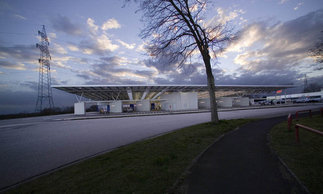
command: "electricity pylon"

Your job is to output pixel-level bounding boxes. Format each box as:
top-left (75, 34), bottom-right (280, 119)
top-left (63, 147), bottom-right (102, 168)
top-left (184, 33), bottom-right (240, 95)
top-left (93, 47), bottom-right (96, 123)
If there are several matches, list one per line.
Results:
top-left (35, 25), bottom-right (54, 112)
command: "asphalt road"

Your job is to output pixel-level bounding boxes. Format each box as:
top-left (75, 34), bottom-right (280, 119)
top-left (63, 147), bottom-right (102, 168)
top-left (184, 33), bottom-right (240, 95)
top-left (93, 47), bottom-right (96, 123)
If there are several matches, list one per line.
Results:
top-left (0, 104), bottom-right (322, 190)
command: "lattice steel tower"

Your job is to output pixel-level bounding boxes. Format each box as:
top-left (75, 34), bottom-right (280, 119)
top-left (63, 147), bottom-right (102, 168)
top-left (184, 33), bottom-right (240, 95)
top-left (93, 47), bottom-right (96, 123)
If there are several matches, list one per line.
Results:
top-left (35, 25), bottom-right (54, 112)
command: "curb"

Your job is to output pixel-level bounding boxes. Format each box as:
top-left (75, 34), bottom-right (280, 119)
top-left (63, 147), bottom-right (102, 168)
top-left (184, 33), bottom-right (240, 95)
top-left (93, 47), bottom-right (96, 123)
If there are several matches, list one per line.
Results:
top-left (55, 104), bottom-right (314, 121)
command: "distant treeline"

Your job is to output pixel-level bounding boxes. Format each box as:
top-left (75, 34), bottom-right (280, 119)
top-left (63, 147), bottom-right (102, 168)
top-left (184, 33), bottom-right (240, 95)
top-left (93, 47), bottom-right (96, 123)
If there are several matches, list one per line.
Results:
top-left (0, 107), bottom-right (74, 120)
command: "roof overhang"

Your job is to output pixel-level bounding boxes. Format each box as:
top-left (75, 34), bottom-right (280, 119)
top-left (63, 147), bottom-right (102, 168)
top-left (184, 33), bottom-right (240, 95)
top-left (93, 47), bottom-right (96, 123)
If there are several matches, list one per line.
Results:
top-left (52, 84), bottom-right (294, 101)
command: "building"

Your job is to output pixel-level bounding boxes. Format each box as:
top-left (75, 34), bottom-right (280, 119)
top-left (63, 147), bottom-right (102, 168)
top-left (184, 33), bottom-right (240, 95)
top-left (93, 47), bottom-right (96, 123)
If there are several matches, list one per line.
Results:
top-left (267, 89), bottom-right (323, 103)
top-left (52, 84), bottom-right (293, 115)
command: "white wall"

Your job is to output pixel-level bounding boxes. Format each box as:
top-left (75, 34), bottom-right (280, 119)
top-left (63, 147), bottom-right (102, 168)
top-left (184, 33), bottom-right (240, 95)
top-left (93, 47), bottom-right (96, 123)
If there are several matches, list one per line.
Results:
top-left (217, 97), bottom-right (233, 108)
top-left (181, 92), bottom-right (198, 110)
top-left (110, 101), bottom-right (122, 113)
top-left (160, 92), bottom-right (198, 111)
top-left (198, 98), bottom-right (210, 109)
top-left (136, 100), bottom-right (151, 112)
top-left (74, 102), bottom-right (85, 115)
top-left (233, 97), bottom-right (249, 107)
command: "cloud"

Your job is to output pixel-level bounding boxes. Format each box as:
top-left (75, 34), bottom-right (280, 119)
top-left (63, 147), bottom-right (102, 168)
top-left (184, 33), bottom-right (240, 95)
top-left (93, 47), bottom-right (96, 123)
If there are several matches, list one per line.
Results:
top-left (226, 22), bottom-right (265, 52)
top-left (230, 9), bottom-right (323, 74)
top-left (87, 18), bottom-right (99, 34)
top-left (101, 18), bottom-right (121, 30)
top-left (294, 2), bottom-right (304, 11)
top-left (76, 56), bottom-right (156, 84)
top-left (96, 34), bottom-right (119, 51)
top-left (79, 34), bottom-right (119, 55)
top-left (67, 44), bottom-right (79, 51)
top-left (13, 14), bottom-right (26, 20)
top-left (136, 42), bottom-right (149, 53)
top-left (48, 33), bottom-right (57, 39)
top-left (0, 61), bottom-right (26, 70)
top-left (279, 0), bottom-right (289, 4)
top-left (0, 44), bottom-right (38, 61)
top-left (51, 56), bottom-right (75, 70)
top-left (51, 15), bottom-right (82, 35)
top-left (117, 39), bottom-right (136, 49)
top-left (52, 43), bottom-right (68, 55)
top-left (211, 8), bottom-right (245, 25)
top-left (20, 81), bottom-right (38, 91)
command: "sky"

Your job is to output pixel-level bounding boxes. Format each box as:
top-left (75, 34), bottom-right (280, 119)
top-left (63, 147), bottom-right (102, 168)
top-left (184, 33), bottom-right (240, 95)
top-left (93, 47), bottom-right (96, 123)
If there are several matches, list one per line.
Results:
top-left (0, 0), bottom-right (322, 114)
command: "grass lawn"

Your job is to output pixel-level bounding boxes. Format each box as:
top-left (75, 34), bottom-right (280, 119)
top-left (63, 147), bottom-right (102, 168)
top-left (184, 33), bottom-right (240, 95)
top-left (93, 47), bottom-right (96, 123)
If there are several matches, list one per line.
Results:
top-left (270, 115), bottom-right (323, 194)
top-left (6, 119), bottom-right (251, 194)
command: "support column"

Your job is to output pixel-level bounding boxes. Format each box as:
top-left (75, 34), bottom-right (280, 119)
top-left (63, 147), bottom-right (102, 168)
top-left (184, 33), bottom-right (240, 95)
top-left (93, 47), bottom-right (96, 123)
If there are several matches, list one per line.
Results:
top-left (127, 88), bottom-right (133, 101)
top-left (136, 100), bottom-right (151, 112)
top-left (74, 102), bottom-right (85, 115)
top-left (110, 101), bottom-right (122, 113)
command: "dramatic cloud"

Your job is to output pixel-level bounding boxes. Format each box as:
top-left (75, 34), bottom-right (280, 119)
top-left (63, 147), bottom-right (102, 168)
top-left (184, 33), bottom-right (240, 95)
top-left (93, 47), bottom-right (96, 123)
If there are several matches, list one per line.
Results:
top-left (230, 9), bottom-right (323, 74)
top-left (76, 56), bottom-right (156, 84)
top-left (101, 18), bottom-right (121, 30)
top-left (51, 15), bottom-right (82, 36)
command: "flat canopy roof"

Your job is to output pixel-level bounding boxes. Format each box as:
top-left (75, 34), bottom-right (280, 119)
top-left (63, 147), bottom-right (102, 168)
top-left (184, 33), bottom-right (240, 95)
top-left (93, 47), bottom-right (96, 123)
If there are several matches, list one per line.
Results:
top-left (52, 84), bottom-right (294, 101)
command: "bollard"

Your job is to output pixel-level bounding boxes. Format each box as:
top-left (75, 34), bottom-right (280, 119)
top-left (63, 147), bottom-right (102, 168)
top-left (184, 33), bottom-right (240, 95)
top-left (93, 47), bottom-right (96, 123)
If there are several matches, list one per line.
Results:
top-left (309, 110), bottom-right (312, 118)
top-left (295, 125), bottom-right (300, 143)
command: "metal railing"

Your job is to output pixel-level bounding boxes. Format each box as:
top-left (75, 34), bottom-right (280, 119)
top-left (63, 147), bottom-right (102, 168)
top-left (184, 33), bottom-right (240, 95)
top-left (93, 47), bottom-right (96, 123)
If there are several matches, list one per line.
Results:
top-left (295, 124), bottom-right (323, 143)
top-left (295, 110), bottom-right (312, 120)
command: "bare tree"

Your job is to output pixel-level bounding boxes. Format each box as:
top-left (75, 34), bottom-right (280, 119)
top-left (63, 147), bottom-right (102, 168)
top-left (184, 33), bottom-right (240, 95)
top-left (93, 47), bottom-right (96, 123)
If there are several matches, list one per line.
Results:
top-left (130, 0), bottom-right (234, 123)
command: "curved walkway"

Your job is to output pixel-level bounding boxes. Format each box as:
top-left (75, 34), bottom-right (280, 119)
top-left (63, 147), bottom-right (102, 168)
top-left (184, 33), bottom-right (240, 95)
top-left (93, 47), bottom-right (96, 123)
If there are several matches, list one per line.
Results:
top-left (185, 116), bottom-right (308, 194)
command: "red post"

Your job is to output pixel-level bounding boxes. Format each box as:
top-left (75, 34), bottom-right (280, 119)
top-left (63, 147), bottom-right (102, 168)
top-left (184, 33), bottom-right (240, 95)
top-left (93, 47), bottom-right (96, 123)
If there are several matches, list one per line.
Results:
top-left (295, 125), bottom-right (300, 143)
top-left (295, 112), bottom-right (299, 120)
top-left (287, 114), bottom-right (292, 131)
top-left (309, 110), bottom-right (312, 118)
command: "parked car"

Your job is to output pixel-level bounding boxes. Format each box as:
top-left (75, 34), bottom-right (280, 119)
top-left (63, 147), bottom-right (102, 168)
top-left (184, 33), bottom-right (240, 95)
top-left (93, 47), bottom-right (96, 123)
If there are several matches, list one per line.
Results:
top-left (308, 97), bottom-right (322, 102)
top-left (259, 100), bottom-right (271, 105)
top-left (295, 97), bottom-right (310, 103)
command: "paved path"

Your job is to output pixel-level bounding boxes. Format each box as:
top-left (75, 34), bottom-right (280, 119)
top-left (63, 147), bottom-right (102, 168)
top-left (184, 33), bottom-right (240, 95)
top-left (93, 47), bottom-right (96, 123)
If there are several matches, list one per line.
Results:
top-left (185, 116), bottom-right (307, 194)
top-left (0, 104), bottom-right (321, 190)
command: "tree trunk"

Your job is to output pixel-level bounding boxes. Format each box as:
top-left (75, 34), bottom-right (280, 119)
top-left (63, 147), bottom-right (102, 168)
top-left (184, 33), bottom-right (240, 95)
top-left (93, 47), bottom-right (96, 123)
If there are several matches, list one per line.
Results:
top-left (203, 53), bottom-right (219, 124)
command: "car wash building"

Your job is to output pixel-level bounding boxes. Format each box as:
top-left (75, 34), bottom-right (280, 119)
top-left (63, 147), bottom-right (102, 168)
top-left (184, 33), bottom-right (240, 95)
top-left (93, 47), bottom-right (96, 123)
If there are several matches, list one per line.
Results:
top-left (52, 84), bottom-right (293, 115)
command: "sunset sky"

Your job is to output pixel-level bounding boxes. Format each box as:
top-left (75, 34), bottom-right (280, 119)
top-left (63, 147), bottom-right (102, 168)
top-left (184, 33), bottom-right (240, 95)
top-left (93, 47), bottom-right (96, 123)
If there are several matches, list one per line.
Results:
top-left (0, 0), bottom-right (322, 114)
